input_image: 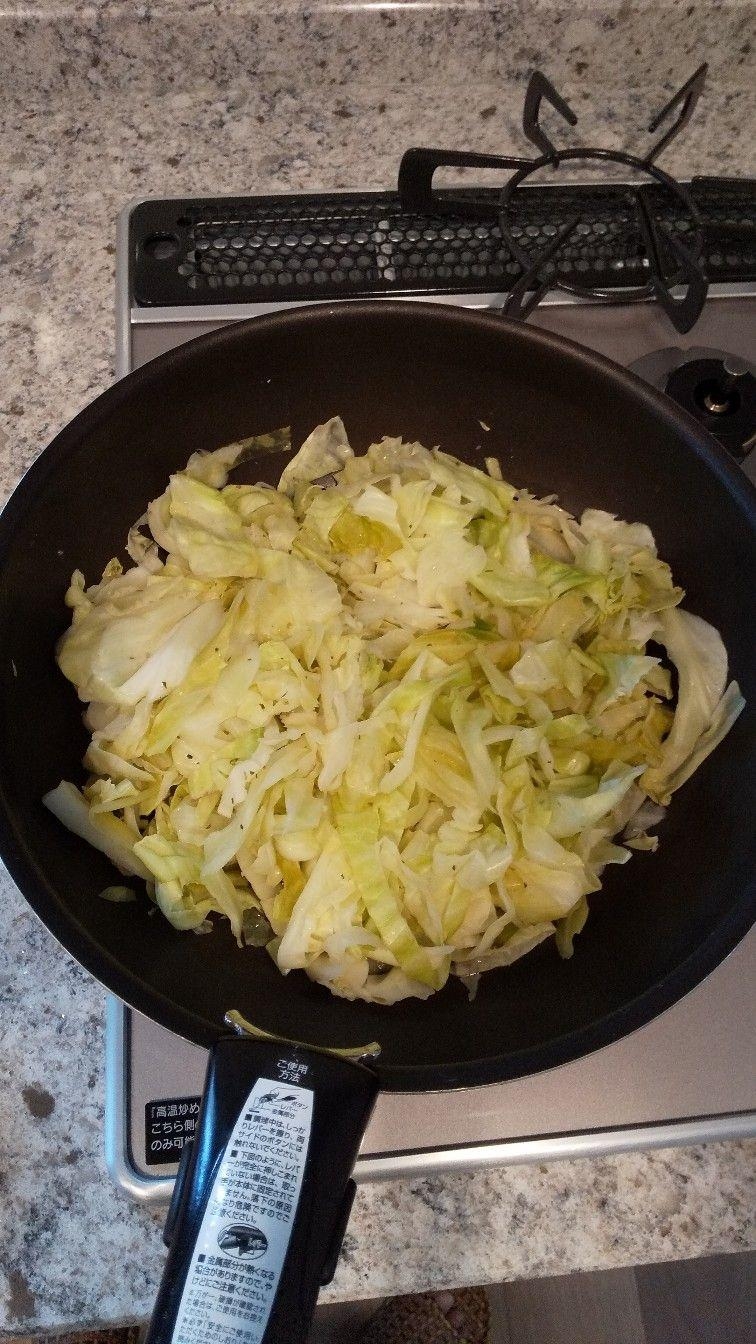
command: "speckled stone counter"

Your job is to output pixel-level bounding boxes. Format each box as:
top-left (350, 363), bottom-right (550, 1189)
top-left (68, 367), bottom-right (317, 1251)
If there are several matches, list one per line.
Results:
top-left (1, 0), bottom-right (755, 1334)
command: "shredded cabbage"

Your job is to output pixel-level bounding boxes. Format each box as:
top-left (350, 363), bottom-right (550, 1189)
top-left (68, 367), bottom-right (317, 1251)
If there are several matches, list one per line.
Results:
top-left (44, 418), bottom-right (745, 1003)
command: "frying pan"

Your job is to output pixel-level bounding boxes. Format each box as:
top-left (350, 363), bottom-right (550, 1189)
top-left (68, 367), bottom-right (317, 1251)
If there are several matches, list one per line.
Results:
top-left (0, 303), bottom-right (754, 1343)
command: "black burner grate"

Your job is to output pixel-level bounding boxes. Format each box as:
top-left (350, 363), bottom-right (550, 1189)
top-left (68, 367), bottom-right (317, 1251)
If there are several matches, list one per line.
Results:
top-left (133, 178), bottom-right (756, 309)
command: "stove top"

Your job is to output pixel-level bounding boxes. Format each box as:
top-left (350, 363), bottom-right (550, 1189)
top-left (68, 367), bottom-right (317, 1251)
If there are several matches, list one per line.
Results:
top-left (107, 175), bottom-right (756, 1203)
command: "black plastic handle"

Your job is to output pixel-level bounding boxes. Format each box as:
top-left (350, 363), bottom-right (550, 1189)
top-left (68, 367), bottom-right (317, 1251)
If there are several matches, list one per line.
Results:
top-left (145, 1036), bottom-right (379, 1344)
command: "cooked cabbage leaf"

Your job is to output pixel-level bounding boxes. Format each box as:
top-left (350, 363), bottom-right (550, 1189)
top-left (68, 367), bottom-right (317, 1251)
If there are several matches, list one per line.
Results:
top-left (44, 422), bottom-right (744, 1002)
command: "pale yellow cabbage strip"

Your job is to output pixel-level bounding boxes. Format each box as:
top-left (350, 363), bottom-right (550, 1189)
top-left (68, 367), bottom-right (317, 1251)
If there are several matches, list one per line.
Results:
top-left (43, 418), bottom-right (744, 1002)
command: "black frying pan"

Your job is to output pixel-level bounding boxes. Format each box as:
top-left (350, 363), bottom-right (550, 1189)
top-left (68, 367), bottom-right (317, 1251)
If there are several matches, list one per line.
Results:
top-left (1, 303), bottom-right (754, 1342)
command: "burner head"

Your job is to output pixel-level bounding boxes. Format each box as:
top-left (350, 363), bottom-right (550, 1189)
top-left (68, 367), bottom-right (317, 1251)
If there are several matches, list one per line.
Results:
top-left (630, 346), bottom-right (756, 461)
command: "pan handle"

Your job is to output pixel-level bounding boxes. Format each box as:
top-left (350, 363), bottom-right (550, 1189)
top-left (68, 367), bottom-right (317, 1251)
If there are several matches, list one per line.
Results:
top-left (145, 1035), bottom-right (379, 1344)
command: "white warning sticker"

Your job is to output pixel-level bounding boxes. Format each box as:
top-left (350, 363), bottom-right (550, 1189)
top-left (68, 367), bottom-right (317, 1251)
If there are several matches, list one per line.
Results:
top-left (172, 1076), bottom-right (314, 1344)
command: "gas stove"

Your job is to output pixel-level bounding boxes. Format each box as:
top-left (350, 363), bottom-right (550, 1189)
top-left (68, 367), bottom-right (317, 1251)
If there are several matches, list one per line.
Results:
top-left (106, 80), bottom-right (756, 1200)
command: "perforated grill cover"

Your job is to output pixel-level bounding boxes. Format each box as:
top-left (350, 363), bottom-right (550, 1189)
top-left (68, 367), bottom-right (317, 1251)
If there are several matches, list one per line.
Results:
top-left (132, 180), bottom-right (756, 307)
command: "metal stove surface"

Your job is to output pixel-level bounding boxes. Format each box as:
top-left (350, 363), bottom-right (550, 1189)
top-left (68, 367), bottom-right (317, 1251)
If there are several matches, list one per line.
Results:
top-left (107, 201), bottom-right (756, 1203)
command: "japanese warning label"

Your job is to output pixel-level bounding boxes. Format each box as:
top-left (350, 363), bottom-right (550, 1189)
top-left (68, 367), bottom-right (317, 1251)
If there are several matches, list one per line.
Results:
top-left (171, 1076), bottom-right (313, 1344)
top-left (145, 1097), bottom-right (202, 1166)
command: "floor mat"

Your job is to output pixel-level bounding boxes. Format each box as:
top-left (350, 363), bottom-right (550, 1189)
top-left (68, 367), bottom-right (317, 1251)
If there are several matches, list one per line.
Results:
top-left (355, 1287), bottom-right (490, 1344)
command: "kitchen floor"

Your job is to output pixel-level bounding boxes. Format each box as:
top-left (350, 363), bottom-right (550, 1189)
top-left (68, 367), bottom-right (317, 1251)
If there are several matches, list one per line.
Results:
top-left (9, 1250), bottom-right (754, 1343)
top-left (310, 1249), bottom-right (755, 1343)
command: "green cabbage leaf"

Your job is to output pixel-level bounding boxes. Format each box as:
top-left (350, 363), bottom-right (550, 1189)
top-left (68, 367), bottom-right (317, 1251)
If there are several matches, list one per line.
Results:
top-left (44, 422), bottom-right (744, 1002)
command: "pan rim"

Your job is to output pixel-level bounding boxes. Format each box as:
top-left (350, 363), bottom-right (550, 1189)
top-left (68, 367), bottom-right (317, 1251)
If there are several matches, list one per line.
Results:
top-left (2, 300), bottom-right (755, 539)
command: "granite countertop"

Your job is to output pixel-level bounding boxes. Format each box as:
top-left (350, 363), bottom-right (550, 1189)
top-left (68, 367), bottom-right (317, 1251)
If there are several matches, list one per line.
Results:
top-left (1, 0), bottom-right (755, 1335)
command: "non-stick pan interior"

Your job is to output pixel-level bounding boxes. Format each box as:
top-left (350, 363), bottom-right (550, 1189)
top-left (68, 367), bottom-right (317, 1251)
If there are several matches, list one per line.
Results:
top-left (0, 303), bottom-right (754, 1089)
